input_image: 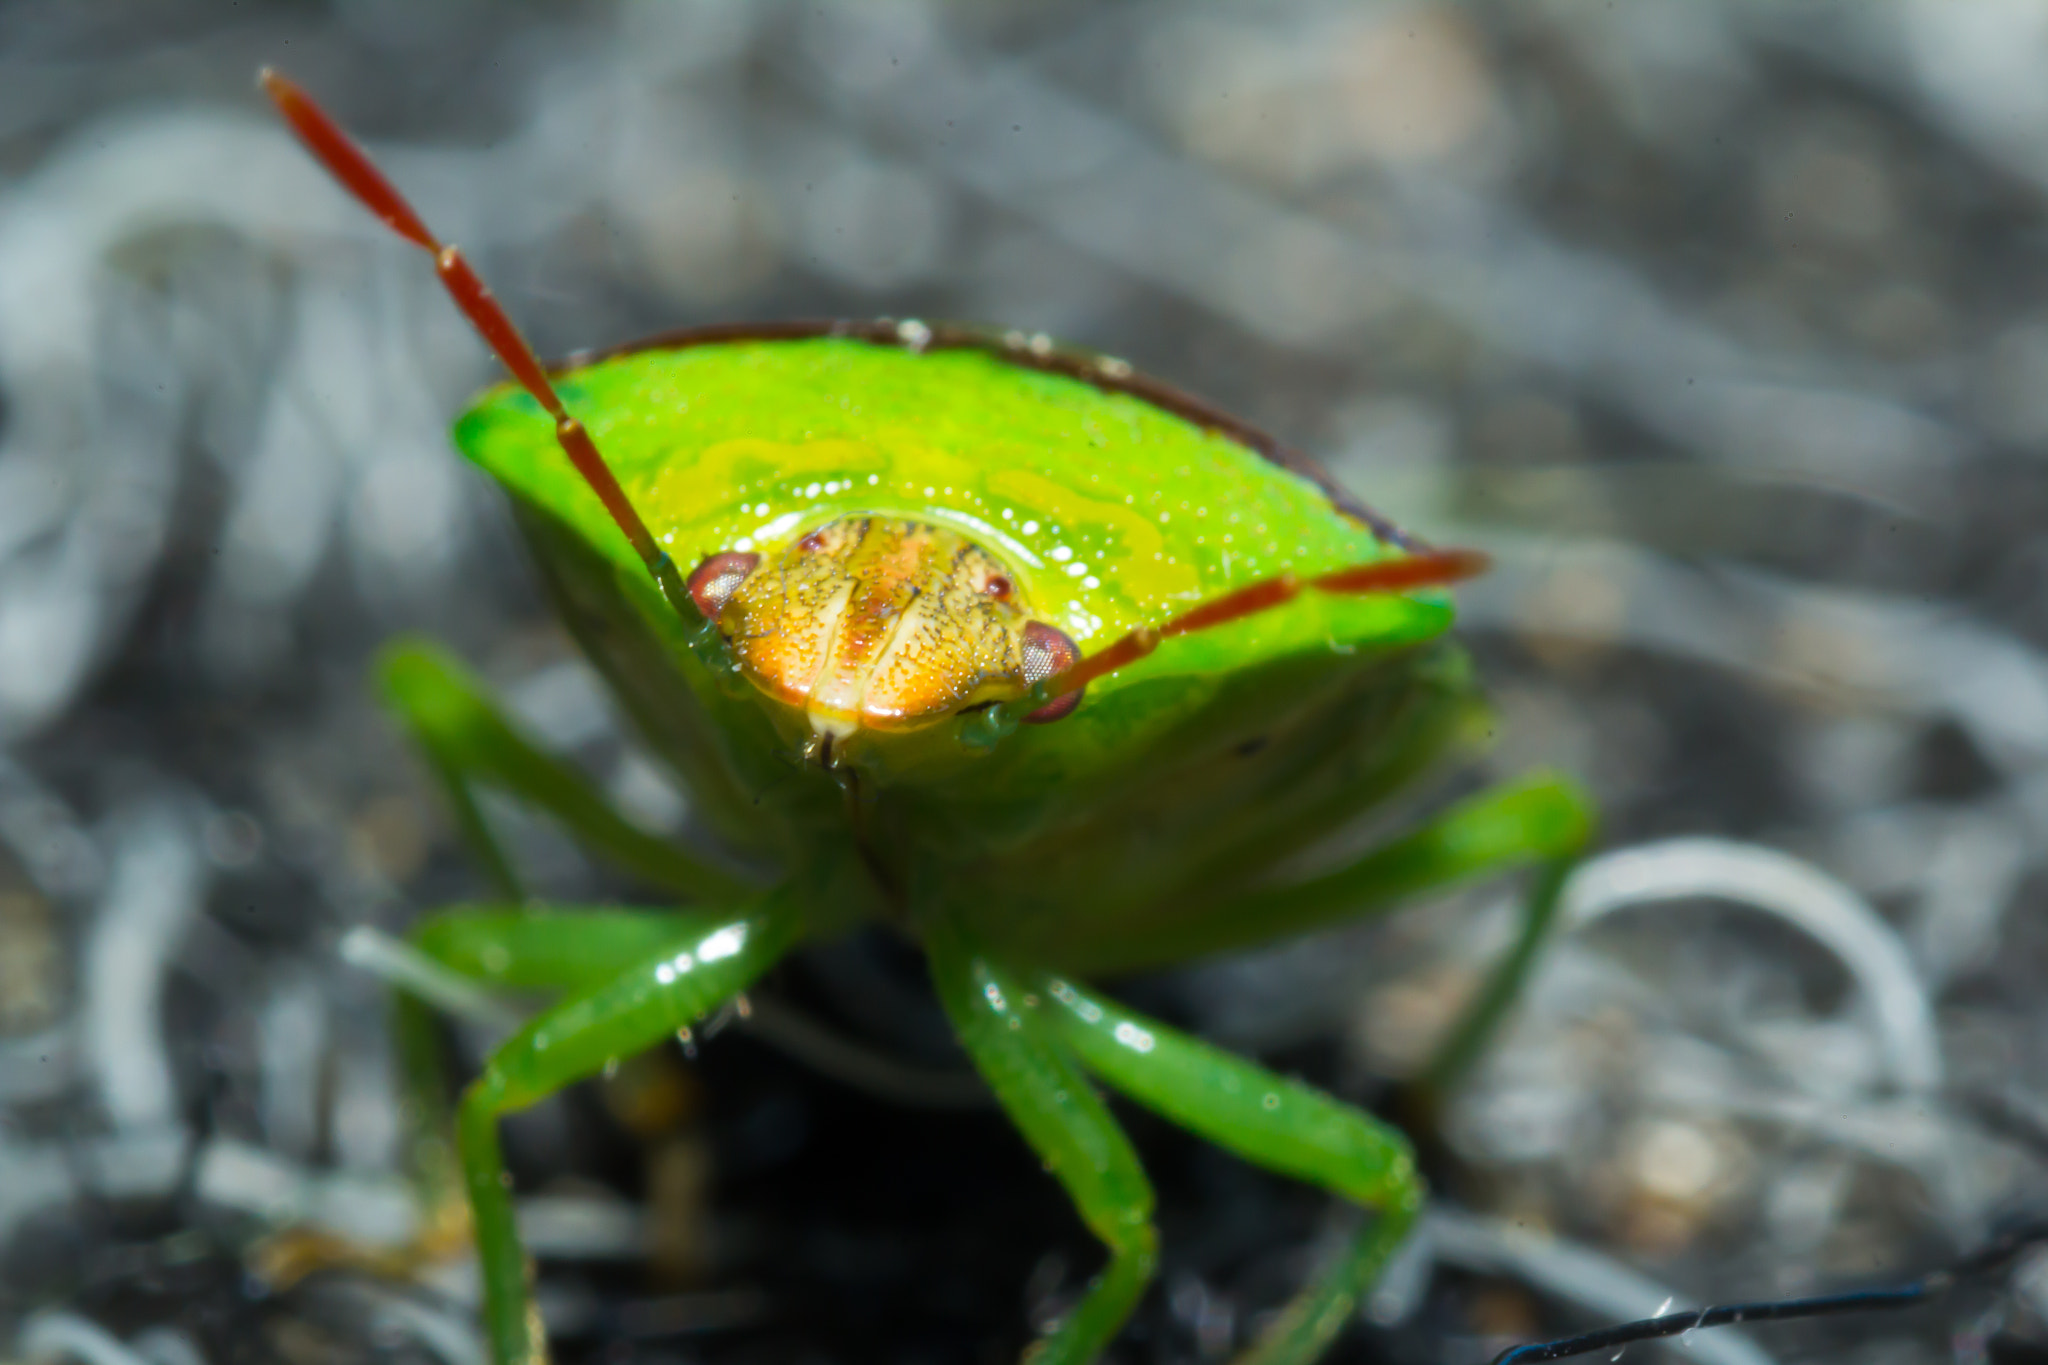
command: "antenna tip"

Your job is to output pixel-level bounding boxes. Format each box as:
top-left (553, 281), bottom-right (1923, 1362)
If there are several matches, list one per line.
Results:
top-left (1437, 546), bottom-right (1492, 580)
top-left (258, 66), bottom-right (300, 109)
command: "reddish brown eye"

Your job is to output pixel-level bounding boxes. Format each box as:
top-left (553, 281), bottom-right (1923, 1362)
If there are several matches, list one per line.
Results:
top-left (1020, 620), bottom-right (1083, 724)
top-left (685, 552), bottom-right (760, 619)
top-left (983, 574), bottom-right (1013, 600)
top-left (799, 529), bottom-right (829, 553)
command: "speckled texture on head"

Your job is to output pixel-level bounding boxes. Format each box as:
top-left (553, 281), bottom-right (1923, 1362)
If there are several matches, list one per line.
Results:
top-left (716, 517), bottom-right (1047, 738)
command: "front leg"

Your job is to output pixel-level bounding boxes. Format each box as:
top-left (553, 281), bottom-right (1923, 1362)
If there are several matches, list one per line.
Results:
top-left (1037, 975), bottom-right (1422, 1365)
top-left (924, 919), bottom-right (1159, 1365)
top-left (378, 638), bottom-right (754, 901)
top-left (455, 903), bottom-right (798, 1365)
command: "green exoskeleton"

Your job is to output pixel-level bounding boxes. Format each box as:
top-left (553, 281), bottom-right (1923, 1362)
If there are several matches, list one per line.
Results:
top-left (265, 70), bottom-right (1592, 1365)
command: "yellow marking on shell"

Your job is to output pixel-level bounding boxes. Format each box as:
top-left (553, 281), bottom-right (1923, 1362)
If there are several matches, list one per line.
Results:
top-left (986, 467), bottom-right (1199, 602)
top-left (717, 518), bottom-right (1038, 736)
top-left (658, 437), bottom-right (888, 495)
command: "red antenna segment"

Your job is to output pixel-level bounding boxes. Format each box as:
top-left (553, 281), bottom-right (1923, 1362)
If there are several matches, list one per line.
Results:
top-left (260, 69), bottom-right (692, 615)
top-left (1022, 547), bottom-right (1490, 720)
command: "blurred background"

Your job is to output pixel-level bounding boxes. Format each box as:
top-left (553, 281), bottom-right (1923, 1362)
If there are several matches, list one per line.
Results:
top-left (3, 2), bottom-right (2048, 1363)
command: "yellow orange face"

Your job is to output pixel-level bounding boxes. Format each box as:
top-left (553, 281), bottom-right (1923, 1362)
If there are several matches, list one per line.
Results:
top-left (686, 518), bottom-right (1080, 748)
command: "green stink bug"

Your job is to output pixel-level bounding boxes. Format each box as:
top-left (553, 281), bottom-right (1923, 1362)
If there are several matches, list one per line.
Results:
top-left (264, 69), bottom-right (1593, 1365)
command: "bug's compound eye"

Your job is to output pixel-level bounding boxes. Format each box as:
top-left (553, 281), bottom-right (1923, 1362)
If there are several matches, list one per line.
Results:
top-left (686, 552), bottom-right (760, 619)
top-left (1019, 620), bottom-right (1083, 724)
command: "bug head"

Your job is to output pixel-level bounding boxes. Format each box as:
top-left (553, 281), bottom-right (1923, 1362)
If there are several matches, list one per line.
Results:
top-left (686, 517), bottom-right (1082, 763)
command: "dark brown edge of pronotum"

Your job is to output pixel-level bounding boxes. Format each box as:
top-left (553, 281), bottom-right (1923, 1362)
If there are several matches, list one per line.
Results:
top-left (557, 318), bottom-right (1426, 553)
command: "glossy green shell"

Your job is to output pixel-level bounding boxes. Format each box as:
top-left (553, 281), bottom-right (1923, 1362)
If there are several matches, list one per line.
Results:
top-left (455, 334), bottom-right (1477, 953)
top-left (458, 338), bottom-right (1449, 667)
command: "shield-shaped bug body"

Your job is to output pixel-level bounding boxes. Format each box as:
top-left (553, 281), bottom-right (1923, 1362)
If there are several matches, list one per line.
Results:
top-left (263, 69), bottom-right (1593, 1365)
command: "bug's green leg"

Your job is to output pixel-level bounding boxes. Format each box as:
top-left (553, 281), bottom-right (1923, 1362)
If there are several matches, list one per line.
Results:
top-left (925, 919), bottom-right (1158, 1365)
top-left (1073, 772), bottom-right (1591, 972)
top-left (1220, 771), bottom-right (1590, 1099)
top-left (251, 985), bottom-right (479, 1290)
top-left (456, 904), bottom-right (798, 1365)
top-left (390, 905), bottom-right (736, 1223)
top-left (1413, 854), bottom-right (1573, 1096)
top-left (1069, 773), bottom-right (1593, 1095)
top-left (410, 904), bottom-right (732, 993)
top-left (1036, 976), bottom-right (1421, 1365)
top-left (377, 638), bottom-right (754, 902)
top-left (264, 904), bottom-right (760, 1291)
top-left (390, 989), bottom-right (467, 1253)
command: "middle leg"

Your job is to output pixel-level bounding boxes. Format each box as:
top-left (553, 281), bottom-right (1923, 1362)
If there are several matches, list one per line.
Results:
top-left (377, 639), bottom-right (754, 902)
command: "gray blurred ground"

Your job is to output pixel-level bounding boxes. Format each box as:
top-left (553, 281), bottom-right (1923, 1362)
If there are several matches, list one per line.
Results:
top-left (3, 3), bottom-right (2048, 1363)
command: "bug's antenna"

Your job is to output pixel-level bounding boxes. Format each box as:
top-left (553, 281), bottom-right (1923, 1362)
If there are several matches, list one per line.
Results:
top-left (1016, 547), bottom-right (1488, 722)
top-left (259, 68), bottom-right (693, 617)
